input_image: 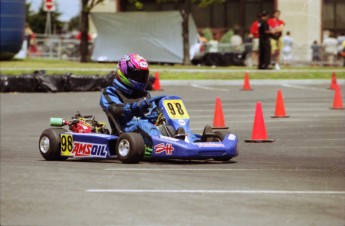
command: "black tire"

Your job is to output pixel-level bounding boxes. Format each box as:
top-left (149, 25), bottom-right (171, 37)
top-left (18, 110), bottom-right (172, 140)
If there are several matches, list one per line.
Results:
top-left (116, 133), bottom-right (145, 164)
top-left (39, 128), bottom-right (68, 161)
top-left (212, 130), bottom-right (232, 161)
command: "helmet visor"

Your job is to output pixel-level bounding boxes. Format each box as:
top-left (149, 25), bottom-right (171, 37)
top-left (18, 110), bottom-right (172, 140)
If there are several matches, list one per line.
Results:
top-left (126, 69), bottom-right (149, 84)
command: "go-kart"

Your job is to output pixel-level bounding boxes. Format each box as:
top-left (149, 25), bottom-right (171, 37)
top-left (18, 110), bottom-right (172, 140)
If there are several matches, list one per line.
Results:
top-left (39, 96), bottom-right (238, 163)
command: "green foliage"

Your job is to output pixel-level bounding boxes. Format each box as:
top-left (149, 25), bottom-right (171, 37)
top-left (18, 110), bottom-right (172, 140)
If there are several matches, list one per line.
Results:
top-left (84, 0), bottom-right (105, 13)
top-left (202, 28), bottom-right (213, 41)
top-left (69, 16), bottom-right (80, 31)
top-left (25, 2), bottom-right (34, 22)
top-left (220, 30), bottom-right (234, 43)
top-left (198, 0), bottom-right (225, 8)
top-left (127, 0), bottom-right (144, 9)
top-left (26, 3), bottom-right (63, 34)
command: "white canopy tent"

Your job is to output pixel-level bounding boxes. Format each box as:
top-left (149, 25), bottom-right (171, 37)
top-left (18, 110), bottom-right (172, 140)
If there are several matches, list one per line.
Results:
top-left (91, 11), bottom-right (199, 63)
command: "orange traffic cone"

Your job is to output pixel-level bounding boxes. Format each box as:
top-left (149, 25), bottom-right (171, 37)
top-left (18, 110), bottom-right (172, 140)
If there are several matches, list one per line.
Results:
top-left (329, 72), bottom-right (337, 90)
top-left (213, 97), bottom-right (227, 128)
top-left (330, 85), bottom-right (344, 110)
top-left (245, 102), bottom-right (274, 143)
top-left (153, 72), bottom-right (163, 91)
top-left (271, 89), bottom-right (290, 118)
top-left (241, 72), bottom-right (253, 91)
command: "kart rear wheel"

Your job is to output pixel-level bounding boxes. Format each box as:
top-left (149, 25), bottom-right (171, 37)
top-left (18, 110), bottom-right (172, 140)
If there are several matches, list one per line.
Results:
top-left (39, 128), bottom-right (68, 161)
top-left (212, 130), bottom-right (232, 161)
top-left (116, 133), bottom-right (145, 164)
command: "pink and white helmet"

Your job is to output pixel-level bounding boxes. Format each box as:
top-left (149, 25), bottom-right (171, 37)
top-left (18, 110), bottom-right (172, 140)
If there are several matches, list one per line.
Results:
top-left (115, 53), bottom-right (149, 92)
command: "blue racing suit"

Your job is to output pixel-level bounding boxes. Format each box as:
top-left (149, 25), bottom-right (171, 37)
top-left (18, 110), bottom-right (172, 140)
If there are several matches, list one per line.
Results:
top-left (100, 79), bottom-right (161, 145)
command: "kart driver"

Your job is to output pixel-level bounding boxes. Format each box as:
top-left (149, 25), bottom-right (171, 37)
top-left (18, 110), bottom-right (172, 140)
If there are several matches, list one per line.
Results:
top-left (100, 53), bottom-right (162, 145)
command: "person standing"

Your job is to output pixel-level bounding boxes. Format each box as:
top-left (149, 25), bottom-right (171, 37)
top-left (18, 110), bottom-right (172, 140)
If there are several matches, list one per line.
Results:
top-left (311, 40), bottom-right (321, 65)
top-left (250, 14), bottom-right (261, 66)
top-left (282, 31), bottom-right (293, 66)
top-left (230, 30), bottom-right (243, 51)
top-left (258, 11), bottom-right (272, 69)
top-left (323, 33), bottom-right (338, 65)
top-left (268, 10), bottom-right (285, 70)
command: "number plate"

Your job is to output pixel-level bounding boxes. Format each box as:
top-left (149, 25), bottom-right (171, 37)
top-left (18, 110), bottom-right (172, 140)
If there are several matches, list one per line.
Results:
top-left (163, 99), bottom-right (189, 119)
top-left (61, 134), bottom-right (74, 156)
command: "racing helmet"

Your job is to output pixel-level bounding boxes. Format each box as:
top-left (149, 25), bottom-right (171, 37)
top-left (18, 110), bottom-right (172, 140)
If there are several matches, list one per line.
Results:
top-left (115, 53), bottom-right (149, 92)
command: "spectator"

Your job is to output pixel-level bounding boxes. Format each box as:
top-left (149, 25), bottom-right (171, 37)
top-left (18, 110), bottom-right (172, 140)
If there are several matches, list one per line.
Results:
top-left (24, 23), bottom-right (37, 57)
top-left (244, 34), bottom-right (253, 67)
top-left (268, 10), bottom-right (285, 70)
top-left (24, 23), bottom-right (34, 48)
top-left (282, 31), bottom-right (293, 66)
top-left (230, 30), bottom-right (243, 51)
top-left (199, 32), bottom-right (208, 53)
top-left (250, 14), bottom-right (260, 66)
top-left (311, 40), bottom-right (321, 64)
top-left (341, 40), bottom-right (345, 67)
top-left (337, 33), bottom-right (345, 59)
top-left (208, 33), bottom-right (219, 53)
top-left (258, 11), bottom-right (272, 70)
top-left (323, 33), bottom-right (338, 65)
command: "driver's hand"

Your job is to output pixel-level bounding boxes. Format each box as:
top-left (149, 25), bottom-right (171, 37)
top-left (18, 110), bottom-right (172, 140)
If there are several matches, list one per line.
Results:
top-left (131, 99), bottom-right (150, 114)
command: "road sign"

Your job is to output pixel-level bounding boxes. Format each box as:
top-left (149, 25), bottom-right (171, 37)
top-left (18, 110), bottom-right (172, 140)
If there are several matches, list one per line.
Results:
top-left (44, 0), bottom-right (56, 12)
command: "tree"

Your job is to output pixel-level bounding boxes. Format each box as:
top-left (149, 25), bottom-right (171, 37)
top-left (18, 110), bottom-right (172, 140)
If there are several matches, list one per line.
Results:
top-left (80, 0), bottom-right (104, 62)
top-left (68, 16), bottom-right (80, 32)
top-left (26, 3), bottom-right (63, 34)
top-left (135, 0), bottom-right (224, 65)
top-left (180, 0), bottom-right (225, 64)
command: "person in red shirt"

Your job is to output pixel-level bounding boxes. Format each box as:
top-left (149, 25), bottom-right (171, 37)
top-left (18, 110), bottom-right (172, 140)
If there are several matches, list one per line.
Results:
top-left (267, 10), bottom-right (285, 70)
top-left (250, 14), bottom-right (261, 66)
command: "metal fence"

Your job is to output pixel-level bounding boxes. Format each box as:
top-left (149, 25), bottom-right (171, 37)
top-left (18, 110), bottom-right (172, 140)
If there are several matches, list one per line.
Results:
top-left (28, 34), bottom-right (92, 61)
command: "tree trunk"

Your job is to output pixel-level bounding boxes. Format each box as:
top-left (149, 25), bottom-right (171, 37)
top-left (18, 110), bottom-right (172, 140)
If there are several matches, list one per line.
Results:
top-left (80, 0), bottom-right (89, 63)
top-left (181, 0), bottom-right (191, 65)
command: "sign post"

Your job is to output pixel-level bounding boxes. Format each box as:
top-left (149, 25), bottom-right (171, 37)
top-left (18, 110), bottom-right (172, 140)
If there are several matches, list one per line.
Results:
top-left (44, 0), bottom-right (56, 36)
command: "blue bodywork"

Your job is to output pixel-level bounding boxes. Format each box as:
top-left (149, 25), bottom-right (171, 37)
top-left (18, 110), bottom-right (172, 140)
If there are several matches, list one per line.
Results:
top-left (62, 96), bottom-right (238, 160)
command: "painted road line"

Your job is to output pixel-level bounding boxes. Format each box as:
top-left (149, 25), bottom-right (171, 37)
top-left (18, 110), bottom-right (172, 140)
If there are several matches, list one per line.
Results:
top-left (86, 189), bottom-right (345, 195)
top-left (188, 108), bottom-right (341, 112)
top-left (190, 119), bottom-right (345, 124)
top-left (104, 168), bottom-right (337, 172)
top-left (239, 147), bottom-right (345, 149)
top-left (191, 84), bottom-right (229, 92)
top-left (190, 113), bottom-right (345, 118)
top-left (282, 84), bottom-right (330, 92)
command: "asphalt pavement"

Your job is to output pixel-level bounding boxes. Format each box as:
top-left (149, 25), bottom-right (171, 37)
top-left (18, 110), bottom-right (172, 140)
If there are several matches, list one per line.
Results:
top-left (1, 81), bottom-right (345, 226)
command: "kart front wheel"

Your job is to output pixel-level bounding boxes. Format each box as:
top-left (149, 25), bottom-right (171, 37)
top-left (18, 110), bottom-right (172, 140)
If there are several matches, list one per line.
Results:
top-left (212, 130), bottom-right (232, 161)
top-left (39, 128), bottom-right (68, 161)
top-left (116, 133), bottom-right (145, 164)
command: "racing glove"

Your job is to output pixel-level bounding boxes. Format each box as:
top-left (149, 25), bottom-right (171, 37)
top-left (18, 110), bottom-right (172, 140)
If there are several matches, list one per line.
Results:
top-left (131, 99), bottom-right (151, 116)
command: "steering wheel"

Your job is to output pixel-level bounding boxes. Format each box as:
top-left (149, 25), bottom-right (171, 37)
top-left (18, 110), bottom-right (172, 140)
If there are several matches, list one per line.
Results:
top-left (139, 95), bottom-right (166, 119)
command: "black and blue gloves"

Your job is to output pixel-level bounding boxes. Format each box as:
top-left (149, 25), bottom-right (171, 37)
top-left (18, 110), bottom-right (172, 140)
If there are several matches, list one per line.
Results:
top-left (131, 99), bottom-right (151, 115)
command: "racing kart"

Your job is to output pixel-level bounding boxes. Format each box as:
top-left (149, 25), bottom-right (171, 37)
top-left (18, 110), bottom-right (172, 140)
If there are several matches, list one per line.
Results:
top-left (39, 96), bottom-right (238, 163)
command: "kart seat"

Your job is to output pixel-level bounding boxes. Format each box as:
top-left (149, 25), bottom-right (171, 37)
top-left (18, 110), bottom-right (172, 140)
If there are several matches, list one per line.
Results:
top-left (105, 111), bottom-right (123, 136)
top-left (201, 125), bottom-right (214, 142)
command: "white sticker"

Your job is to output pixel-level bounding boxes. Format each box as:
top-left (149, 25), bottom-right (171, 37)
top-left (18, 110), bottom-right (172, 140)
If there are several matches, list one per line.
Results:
top-left (178, 119), bottom-right (186, 126)
top-left (228, 134), bottom-right (236, 140)
top-left (159, 135), bottom-right (179, 142)
top-left (139, 62), bottom-right (148, 68)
